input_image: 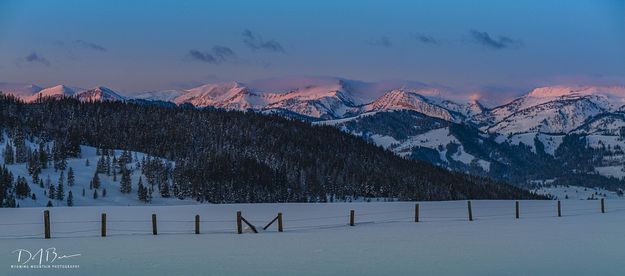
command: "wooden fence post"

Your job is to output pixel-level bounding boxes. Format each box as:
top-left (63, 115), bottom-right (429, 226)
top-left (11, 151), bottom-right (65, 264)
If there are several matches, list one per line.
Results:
top-left (515, 201), bottom-right (520, 219)
top-left (101, 213), bottom-right (106, 237)
top-left (195, 215), bottom-right (200, 234)
top-left (415, 204), bottom-right (419, 223)
top-left (557, 200), bottom-right (561, 217)
top-left (237, 211), bottom-right (242, 234)
top-left (277, 212), bottom-right (283, 232)
top-left (349, 210), bottom-right (355, 226)
top-left (601, 198), bottom-right (605, 213)
top-left (44, 210), bottom-right (50, 239)
top-left (467, 201), bottom-right (473, 221)
top-left (152, 214), bottom-right (157, 235)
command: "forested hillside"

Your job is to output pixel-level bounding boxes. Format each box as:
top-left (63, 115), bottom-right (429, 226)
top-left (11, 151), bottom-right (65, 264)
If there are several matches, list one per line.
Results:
top-left (0, 95), bottom-right (540, 206)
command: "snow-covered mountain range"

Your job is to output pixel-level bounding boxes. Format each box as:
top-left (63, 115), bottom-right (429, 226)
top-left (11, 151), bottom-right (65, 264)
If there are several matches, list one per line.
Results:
top-left (3, 78), bottom-right (625, 188)
top-left (0, 83), bottom-right (125, 103)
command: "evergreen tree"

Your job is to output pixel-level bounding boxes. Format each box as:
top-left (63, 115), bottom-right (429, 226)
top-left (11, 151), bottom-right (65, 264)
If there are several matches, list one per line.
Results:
top-left (85, 159), bottom-right (90, 167)
top-left (120, 167), bottom-right (132, 193)
top-left (46, 200), bottom-right (53, 207)
top-left (27, 149), bottom-right (42, 182)
top-left (102, 188), bottom-right (107, 197)
top-left (38, 142), bottom-right (48, 169)
top-left (93, 189), bottom-right (98, 199)
top-left (39, 179), bottom-right (44, 189)
top-left (96, 156), bottom-right (107, 173)
top-left (13, 131), bottom-right (29, 163)
top-left (31, 193), bottom-right (36, 200)
top-left (58, 171), bottom-right (64, 188)
top-left (67, 191), bottom-right (73, 206)
top-left (48, 184), bottom-right (56, 199)
top-left (82, 188), bottom-right (85, 197)
top-left (137, 177), bottom-right (149, 202)
top-left (3, 143), bottom-right (14, 164)
top-left (160, 181), bottom-right (171, 198)
top-left (67, 167), bottom-right (75, 187)
top-left (91, 172), bottom-right (101, 189)
top-left (15, 177), bottom-right (30, 199)
top-left (105, 155), bottom-right (111, 176)
top-left (56, 175), bottom-right (64, 201)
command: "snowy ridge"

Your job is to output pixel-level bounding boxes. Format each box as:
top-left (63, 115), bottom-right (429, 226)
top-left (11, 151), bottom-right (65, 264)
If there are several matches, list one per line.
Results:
top-left (0, 82), bottom-right (42, 97)
top-left (1, 83), bottom-right (125, 103)
top-left (134, 89), bottom-right (186, 102)
top-left (362, 89), bottom-right (459, 122)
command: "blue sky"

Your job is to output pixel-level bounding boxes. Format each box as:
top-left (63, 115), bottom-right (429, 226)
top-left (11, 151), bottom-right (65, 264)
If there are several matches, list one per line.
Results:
top-left (0, 0), bottom-right (623, 97)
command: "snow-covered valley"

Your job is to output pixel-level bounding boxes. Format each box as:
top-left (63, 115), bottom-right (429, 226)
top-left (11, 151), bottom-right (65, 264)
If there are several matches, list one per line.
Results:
top-left (1, 200), bottom-right (624, 275)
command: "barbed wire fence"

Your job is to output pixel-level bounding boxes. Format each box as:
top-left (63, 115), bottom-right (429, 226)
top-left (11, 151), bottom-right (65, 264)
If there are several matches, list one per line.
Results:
top-left (0, 199), bottom-right (621, 240)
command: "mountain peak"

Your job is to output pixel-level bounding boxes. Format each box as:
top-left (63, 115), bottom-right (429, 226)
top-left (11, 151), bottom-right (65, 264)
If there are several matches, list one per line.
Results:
top-left (76, 86), bottom-right (125, 101)
top-left (527, 86), bottom-right (589, 98)
top-left (364, 89), bottom-right (457, 121)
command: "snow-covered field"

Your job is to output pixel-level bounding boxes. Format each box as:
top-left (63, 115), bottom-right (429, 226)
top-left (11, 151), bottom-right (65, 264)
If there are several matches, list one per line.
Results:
top-left (1, 200), bottom-right (625, 275)
top-left (532, 185), bottom-right (622, 200)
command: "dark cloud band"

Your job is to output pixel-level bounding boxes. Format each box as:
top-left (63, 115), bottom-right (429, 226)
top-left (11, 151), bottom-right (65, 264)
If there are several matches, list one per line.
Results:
top-left (242, 29), bottom-right (285, 53)
top-left (469, 30), bottom-right (522, 50)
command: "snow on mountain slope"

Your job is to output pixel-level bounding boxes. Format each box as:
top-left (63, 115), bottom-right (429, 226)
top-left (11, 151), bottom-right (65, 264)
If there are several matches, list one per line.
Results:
top-left (263, 88), bottom-right (359, 119)
top-left (492, 133), bottom-right (564, 156)
top-left (392, 127), bottom-right (490, 171)
top-left (160, 77), bottom-right (458, 120)
top-left (172, 81), bottom-right (278, 111)
top-left (362, 90), bottom-right (460, 122)
top-left (1, 83), bottom-right (126, 103)
top-left (0, 135), bottom-right (188, 207)
top-left (0, 82), bottom-right (42, 98)
top-left (531, 185), bottom-right (619, 200)
top-left (487, 96), bottom-right (606, 135)
top-left (75, 86), bottom-right (126, 102)
top-left (134, 89), bottom-right (186, 102)
top-left (482, 86), bottom-right (625, 135)
top-left (23, 84), bottom-right (84, 102)
top-left (172, 80), bottom-right (365, 119)
top-left (313, 112), bottom-right (379, 126)
top-left (572, 113), bottom-right (625, 136)
top-left (438, 99), bottom-right (486, 118)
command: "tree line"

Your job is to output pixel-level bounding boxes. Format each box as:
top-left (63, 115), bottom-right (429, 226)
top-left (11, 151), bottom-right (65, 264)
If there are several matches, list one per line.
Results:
top-left (0, 94), bottom-right (541, 206)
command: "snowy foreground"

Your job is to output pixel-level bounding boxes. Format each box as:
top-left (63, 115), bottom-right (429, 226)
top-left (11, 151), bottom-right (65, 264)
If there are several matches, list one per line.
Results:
top-left (1, 200), bottom-right (625, 276)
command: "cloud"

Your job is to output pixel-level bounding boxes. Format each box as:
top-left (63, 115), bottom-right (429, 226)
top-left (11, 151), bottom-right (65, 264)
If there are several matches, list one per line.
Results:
top-left (74, 40), bottom-right (107, 52)
top-left (242, 29), bottom-right (285, 53)
top-left (469, 30), bottom-right (522, 50)
top-left (367, 36), bottom-right (392, 47)
top-left (188, 46), bottom-right (236, 64)
top-left (22, 52), bottom-right (50, 66)
top-left (414, 34), bottom-right (439, 45)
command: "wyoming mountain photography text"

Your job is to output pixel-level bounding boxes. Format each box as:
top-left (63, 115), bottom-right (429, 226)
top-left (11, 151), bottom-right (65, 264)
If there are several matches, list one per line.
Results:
top-left (0, 0), bottom-right (624, 275)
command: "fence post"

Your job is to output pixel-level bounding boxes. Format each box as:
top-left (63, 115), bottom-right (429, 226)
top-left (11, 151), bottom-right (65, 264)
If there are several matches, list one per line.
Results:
top-left (152, 214), bottom-right (157, 235)
top-left (601, 198), bottom-right (605, 213)
top-left (415, 204), bottom-right (420, 223)
top-left (101, 213), bottom-right (106, 237)
top-left (278, 213), bottom-right (283, 232)
top-left (467, 201), bottom-right (473, 221)
top-left (43, 210), bottom-right (50, 239)
top-left (237, 211), bottom-right (243, 234)
top-left (195, 215), bottom-right (200, 234)
top-left (515, 201), bottom-right (520, 219)
top-left (557, 200), bottom-right (561, 217)
top-left (349, 210), bottom-right (355, 226)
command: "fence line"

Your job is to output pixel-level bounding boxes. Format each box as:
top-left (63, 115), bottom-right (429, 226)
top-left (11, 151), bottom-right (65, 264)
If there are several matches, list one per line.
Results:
top-left (0, 200), bottom-right (621, 240)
